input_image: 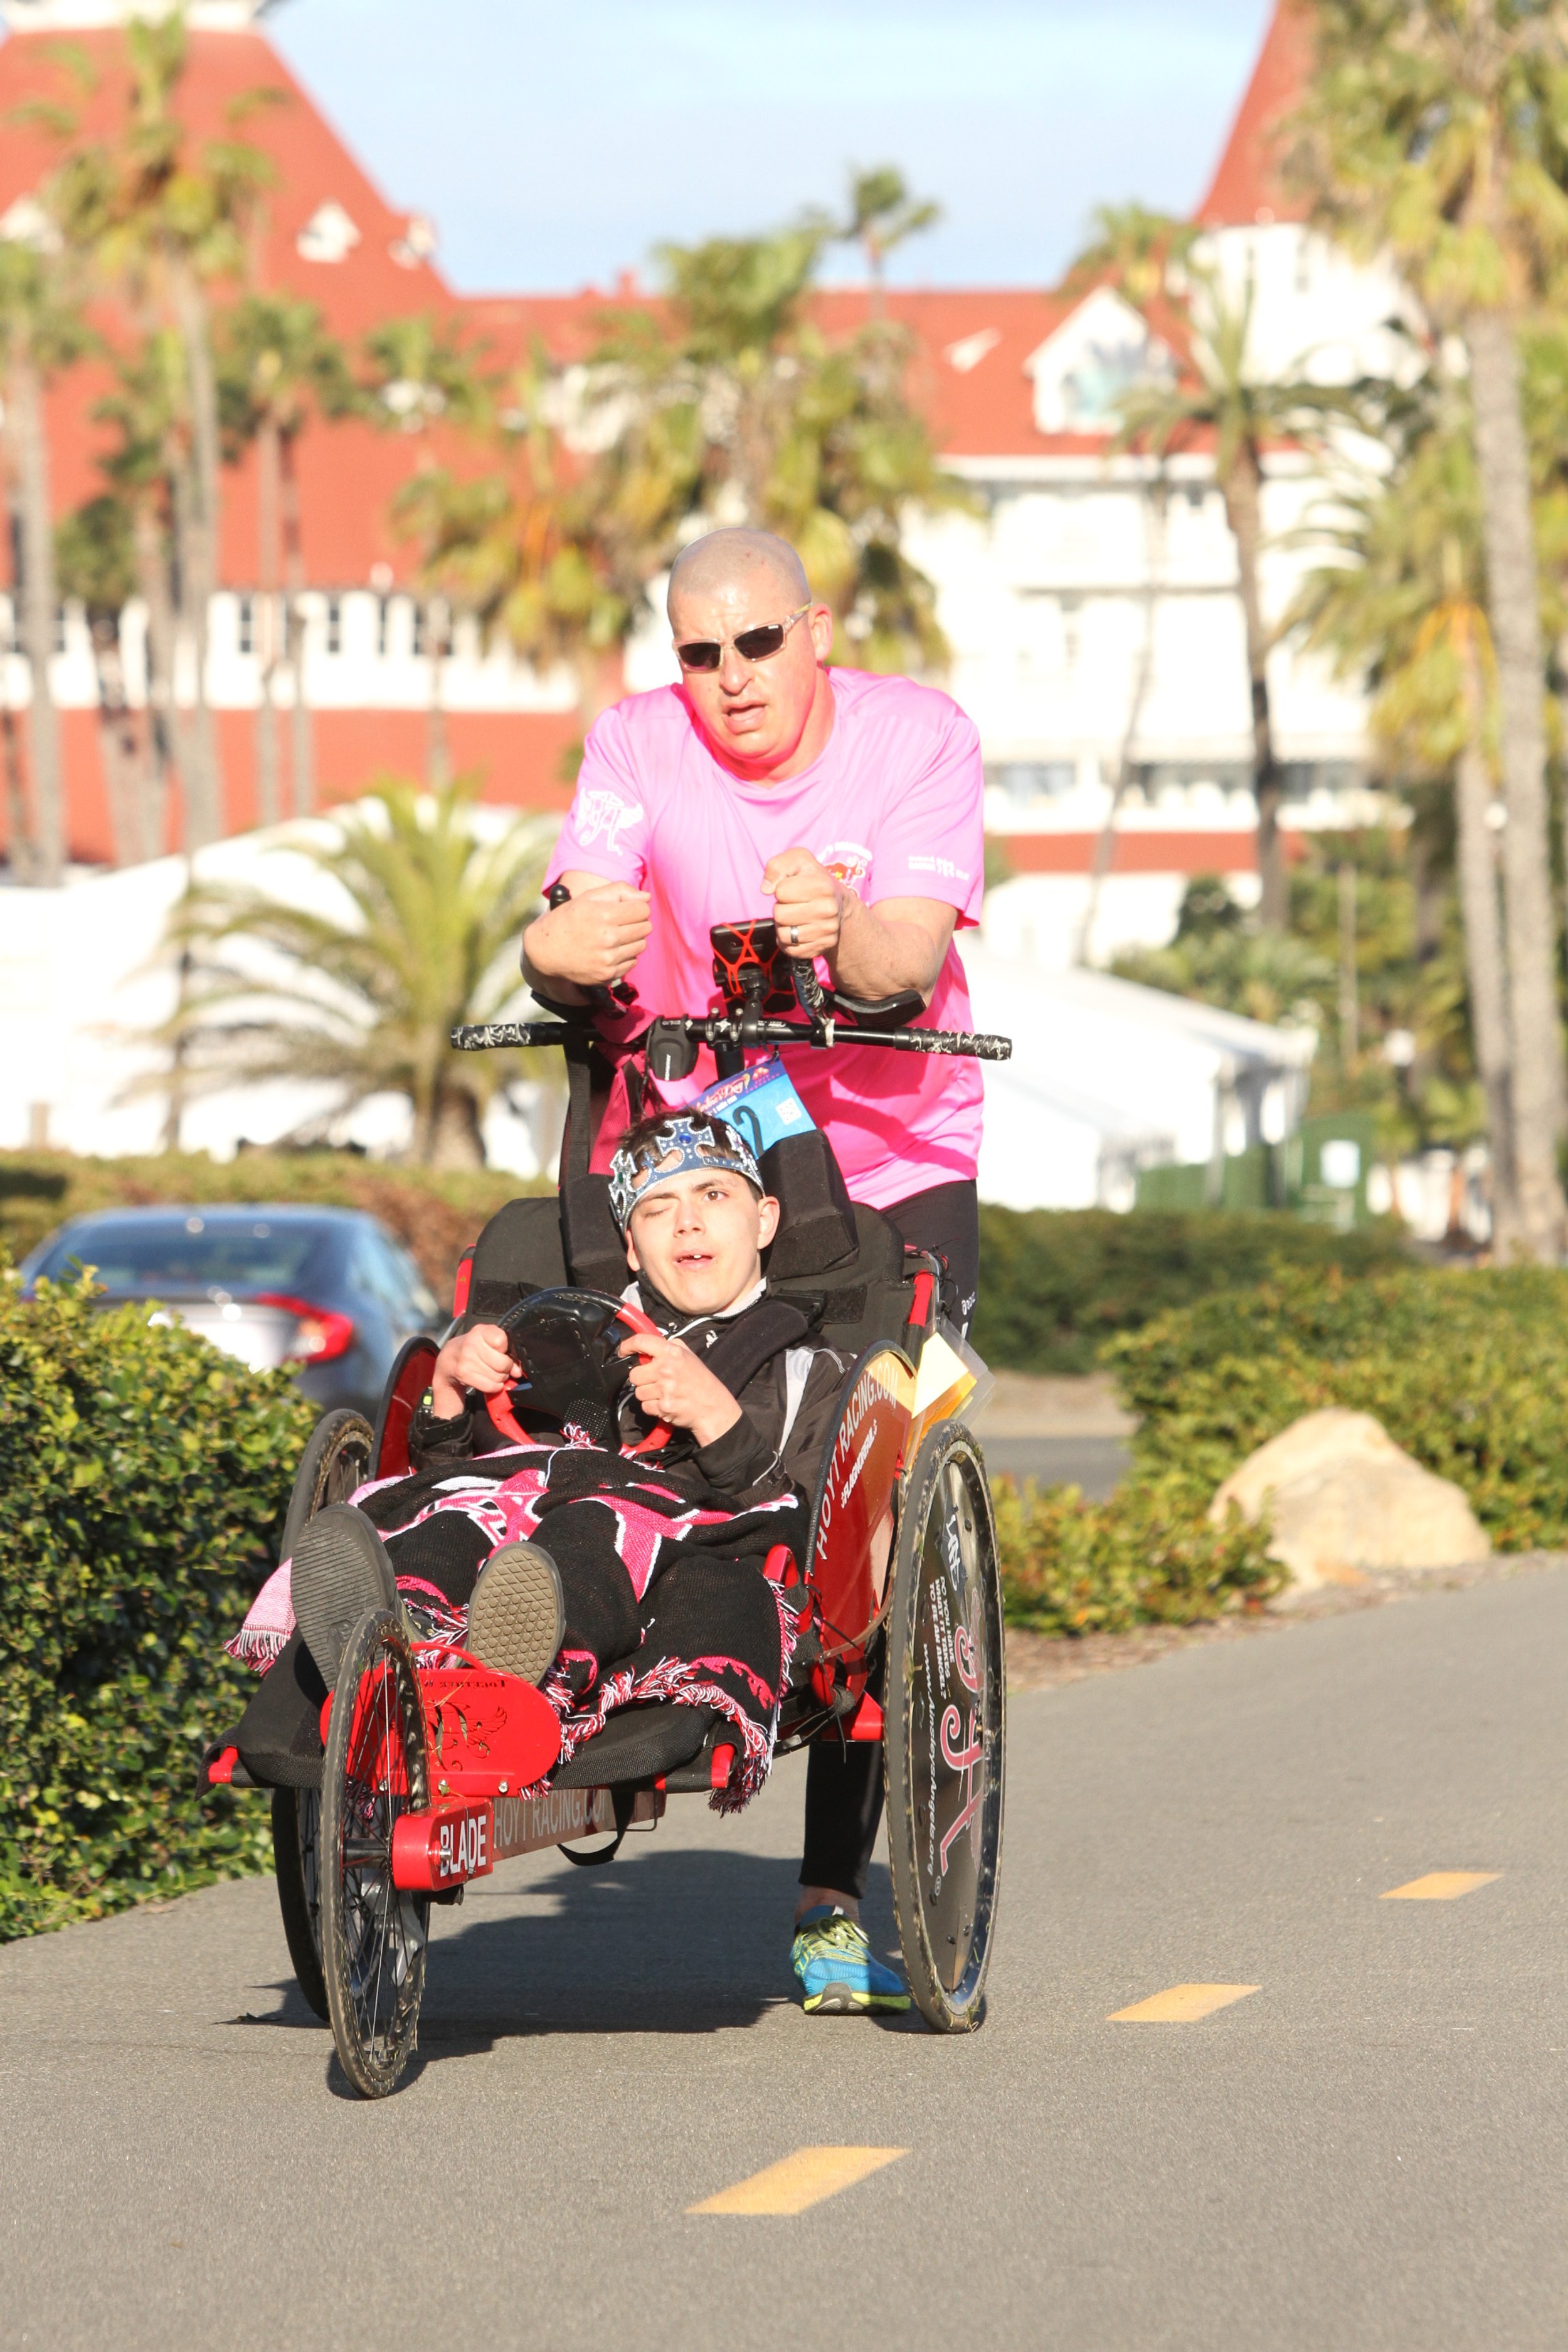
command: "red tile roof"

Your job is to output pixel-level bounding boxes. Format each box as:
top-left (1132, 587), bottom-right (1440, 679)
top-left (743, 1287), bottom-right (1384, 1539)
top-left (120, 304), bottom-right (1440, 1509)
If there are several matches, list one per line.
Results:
top-left (1195, 2), bottom-right (1315, 227)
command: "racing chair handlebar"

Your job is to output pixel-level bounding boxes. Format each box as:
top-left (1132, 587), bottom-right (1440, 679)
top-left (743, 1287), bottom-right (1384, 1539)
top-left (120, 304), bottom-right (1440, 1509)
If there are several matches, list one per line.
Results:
top-left (453, 913), bottom-right (1010, 1066)
top-left (450, 1010), bottom-right (1011, 1062)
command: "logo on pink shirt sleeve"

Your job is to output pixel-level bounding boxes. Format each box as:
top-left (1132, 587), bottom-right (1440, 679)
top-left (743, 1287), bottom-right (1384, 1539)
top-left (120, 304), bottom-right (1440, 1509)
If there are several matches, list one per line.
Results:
top-left (576, 790), bottom-right (645, 856)
top-left (817, 840), bottom-right (874, 889)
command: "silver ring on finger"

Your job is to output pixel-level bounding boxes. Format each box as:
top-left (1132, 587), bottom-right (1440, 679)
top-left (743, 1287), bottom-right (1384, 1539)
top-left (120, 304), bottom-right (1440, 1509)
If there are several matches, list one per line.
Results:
top-left (789, 924), bottom-right (800, 946)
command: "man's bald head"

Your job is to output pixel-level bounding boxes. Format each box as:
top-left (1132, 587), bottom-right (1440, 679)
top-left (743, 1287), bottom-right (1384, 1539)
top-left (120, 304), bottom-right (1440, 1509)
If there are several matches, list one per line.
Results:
top-left (667, 528), bottom-right (809, 619)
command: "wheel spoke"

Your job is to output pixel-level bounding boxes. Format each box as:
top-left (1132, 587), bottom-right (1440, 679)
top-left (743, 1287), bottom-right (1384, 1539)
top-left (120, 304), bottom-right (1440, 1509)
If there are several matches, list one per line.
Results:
top-left (321, 1612), bottom-right (428, 2094)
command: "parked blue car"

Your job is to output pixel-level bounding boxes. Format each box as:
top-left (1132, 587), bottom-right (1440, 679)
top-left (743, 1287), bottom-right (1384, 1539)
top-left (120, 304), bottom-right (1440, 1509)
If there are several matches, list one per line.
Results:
top-left (19, 1204), bottom-right (442, 1419)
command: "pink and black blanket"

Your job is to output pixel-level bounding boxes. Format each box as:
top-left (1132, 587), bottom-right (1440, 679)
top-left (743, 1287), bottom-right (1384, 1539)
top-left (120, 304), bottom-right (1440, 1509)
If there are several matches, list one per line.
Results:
top-left (230, 1434), bottom-right (805, 1809)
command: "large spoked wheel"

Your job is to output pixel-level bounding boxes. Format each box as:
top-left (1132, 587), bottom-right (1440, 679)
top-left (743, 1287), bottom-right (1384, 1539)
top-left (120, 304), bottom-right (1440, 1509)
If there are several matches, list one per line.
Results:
top-left (271, 1788), bottom-right (328, 2021)
top-left (280, 1408), bottom-right (374, 1566)
top-left (319, 1609), bottom-right (432, 2097)
top-left (272, 1407), bottom-right (373, 2011)
top-left (884, 1421), bottom-right (1005, 2033)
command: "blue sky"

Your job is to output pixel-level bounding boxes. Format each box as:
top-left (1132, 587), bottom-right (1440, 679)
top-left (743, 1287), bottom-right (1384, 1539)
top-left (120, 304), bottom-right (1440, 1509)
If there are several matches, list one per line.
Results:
top-left (267, 0), bottom-right (1275, 295)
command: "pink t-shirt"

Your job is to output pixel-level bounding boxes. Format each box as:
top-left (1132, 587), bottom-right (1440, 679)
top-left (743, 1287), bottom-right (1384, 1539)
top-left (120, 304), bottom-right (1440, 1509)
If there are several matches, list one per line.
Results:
top-left (543, 667), bottom-right (985, 1210)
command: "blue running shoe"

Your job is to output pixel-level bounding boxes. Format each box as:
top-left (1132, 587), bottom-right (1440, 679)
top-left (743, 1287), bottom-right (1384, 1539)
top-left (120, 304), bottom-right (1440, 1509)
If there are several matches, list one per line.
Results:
top-left (792, 1905), bottom-right (910, 2015)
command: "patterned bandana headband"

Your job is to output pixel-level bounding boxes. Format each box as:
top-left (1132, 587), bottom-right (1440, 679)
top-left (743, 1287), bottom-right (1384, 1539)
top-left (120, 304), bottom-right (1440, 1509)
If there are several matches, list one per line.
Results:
top-left (608, 1114), bottom-right (763, 1230)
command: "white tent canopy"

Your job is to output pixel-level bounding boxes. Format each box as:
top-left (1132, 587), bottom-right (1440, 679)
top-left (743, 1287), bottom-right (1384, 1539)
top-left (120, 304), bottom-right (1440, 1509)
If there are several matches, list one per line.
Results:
top-left (964, 947), bottom-right (1316, 1210)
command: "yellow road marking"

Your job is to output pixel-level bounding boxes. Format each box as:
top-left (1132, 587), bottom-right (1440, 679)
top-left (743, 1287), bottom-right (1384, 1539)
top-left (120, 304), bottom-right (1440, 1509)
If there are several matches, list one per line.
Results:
top-left (1109, 1983), bottom-right (1260, 2023)
top-left (1382, 1871), bottom-right (1500, 1901)
top-left (689, 2146), bottom-right (906, 2216)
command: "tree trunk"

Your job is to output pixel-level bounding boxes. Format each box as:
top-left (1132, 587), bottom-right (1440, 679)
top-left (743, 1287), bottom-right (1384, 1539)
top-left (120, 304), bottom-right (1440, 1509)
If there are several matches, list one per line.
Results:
top-left (132, 498), bottom-right (177, 862)
top-left (1077, 476), bottom-right (1166, 964)
top-left (424, 1083), bottom-right (485, 1170)
top-left (1220, 443), bottom-right (1286, 926)
top-left (1465, 309), bottom-right (1567, 1261)
top-left (0, 614), bottom-right (37, 881)
top-left (1337, 861), bottom-right (1359, 1068)
top-left (9, 352), bottom-right (65, 884)
top-left (1452, 716), bottom-right (1521, 1255)
top-left (88, 612), bottom-right (144, 869)
top-left (255, 413), bottom-right (282, 828)
top-left (171, 264), bottom-right (224, 845)
top-left (279, 425), bottom-right (312, 816)
top-left (426, 597), bottom-right (450, 788)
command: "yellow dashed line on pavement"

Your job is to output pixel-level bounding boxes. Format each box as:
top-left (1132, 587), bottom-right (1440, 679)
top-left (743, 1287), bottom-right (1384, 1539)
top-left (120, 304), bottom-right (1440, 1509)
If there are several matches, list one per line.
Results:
top-left (1110, 1983), bottom-right (1260, 2023)
top-left (689, 2146), bottom-right (906, 2216)
top-left (1382, 1871), bottom-right (1501, 1901)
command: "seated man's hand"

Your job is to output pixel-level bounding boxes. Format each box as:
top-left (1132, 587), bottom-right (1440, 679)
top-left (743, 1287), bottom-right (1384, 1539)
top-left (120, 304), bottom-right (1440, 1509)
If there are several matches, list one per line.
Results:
top-left (618, 1330), bottom-right (743, 1449)
top-left (430, 1323), bottom-right (521, 1419)
top-left (524, 879), bottom-right (651, 988)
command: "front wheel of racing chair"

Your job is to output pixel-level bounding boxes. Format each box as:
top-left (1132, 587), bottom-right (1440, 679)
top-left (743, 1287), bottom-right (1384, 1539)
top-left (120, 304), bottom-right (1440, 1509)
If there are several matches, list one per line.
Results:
top-left (319, 1608), bottom-right (432, 2097)
top-left (884, 1420), bottom-right (1006, 2033)
top-left (269, 1407), bottom-right (376, 2021)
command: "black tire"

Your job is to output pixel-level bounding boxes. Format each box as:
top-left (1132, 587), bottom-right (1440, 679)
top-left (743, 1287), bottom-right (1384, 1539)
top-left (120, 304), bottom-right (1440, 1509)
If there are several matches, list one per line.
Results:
top-left (884, 1421), bottom-right (1005, 2032)
top-left (280, 1409), bottom-right (374, 1566)
top-left (319, 1608), bottom-right (431, 2097)
top-left (270, 1788), bottom-right (329, 2021)
top-left (272, 1409), bottom-right (372, 2016)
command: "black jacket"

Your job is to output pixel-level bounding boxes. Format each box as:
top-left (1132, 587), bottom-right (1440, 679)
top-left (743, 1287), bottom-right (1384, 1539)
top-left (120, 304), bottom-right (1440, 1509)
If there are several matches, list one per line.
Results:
top-left (406, 1281), bottom-right (849, 1511)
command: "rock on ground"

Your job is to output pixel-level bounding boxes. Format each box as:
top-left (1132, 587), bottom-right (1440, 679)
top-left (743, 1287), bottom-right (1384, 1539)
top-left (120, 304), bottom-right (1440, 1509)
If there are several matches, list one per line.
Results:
top-left (1209, 1407), bottom-right (1490, 1592)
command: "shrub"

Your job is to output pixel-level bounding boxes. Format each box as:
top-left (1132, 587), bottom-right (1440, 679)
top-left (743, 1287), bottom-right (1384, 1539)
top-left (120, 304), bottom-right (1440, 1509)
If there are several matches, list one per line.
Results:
top-left (995, 1470), bottom-right (1279, 1636)
top-left (0, 1264), bottom-right (315, 1941)
top-left (0, 1148), bottom-right (545, 1300)
top-left (1108, 1262), bottom-right (1568, 1551)
top-left (973, 1204), bottom-right (1409, 1372)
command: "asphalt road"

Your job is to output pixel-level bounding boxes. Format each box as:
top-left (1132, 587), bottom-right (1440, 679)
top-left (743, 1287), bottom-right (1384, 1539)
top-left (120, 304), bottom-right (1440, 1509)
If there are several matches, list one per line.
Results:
top-left (4, 1563), bottom-right (1566, 2351)
top-left (980, 1433), bottom-right (1131, 1496)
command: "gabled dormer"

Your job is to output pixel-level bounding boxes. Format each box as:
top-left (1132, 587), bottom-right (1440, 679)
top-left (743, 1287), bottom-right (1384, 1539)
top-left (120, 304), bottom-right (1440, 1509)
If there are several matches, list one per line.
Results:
top-left (1024, 285), bottom-right (1175, 437)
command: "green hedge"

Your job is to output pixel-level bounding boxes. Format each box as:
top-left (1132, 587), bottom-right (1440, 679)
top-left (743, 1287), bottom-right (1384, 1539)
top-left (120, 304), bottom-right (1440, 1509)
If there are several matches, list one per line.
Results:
top-left (994, 1258), bottom-right (1568, 1636)
top-left (973, 1205), bottom-right (1410, 1372)
top-left (1106, 1261), bottom-right (1568, 1552)
top-left (0, 1265), bottom-right (315, 1941)
top-left (995, 1468), bottom-right (1278, 1636)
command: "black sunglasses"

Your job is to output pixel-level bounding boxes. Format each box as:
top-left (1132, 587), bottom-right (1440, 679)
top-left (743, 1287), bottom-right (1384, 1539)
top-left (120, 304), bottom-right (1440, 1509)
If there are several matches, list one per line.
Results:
top-left (674, 603), bottom-right (811, 672)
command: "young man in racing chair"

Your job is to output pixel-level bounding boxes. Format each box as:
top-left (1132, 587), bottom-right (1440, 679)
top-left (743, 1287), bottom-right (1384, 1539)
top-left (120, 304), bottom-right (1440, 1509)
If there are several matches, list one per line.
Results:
top-left (263, 1110), bottom-right (913, 1974)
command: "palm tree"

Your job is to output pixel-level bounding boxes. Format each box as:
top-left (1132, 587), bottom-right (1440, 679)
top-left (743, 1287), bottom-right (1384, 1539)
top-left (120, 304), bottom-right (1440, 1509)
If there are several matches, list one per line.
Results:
top-left (50, 13), bottom-right (273, 847)
top-left (1065, 201), bottom-right (1197, 307)
top-left (55, 490), bottom-right (153, 866)
top-left (0, 234), bottom-right (91, 884)
top-left (218, 294), bottom-right (354, 823)
top-left (161, 778), bottom-right (553, 1170)
top-left (94, 334), bottom-right (189, 857)
top-left (1291, 400), bottom-right (1522, 1251)
top-left (1064, 204), bottom-right (1195, 963)
top-left (1290, 0), bottom-right (1568, 1259)
top-left (594, 189), bottom-right (963, 671)
top-left (842, 166), bottom-right (940, 316)
top-left (362, 312), bottom-right (494, 788)
top-left (1117, 266), bottom-right (1357, 928)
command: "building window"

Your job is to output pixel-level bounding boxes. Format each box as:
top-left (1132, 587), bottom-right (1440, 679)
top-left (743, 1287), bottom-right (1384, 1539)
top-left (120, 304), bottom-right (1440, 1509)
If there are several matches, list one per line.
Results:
top-left (988, 763), bottom-right (1076, 808)
top-left (376, 596), bottom-right (391, 657)
top-left (53, 605), bottom-right (66, 654)
top-left (237, 595), bottom-right (255, 655)
top-left (411, 599), bottom-right (426, 657)
top-left (325, 595), bottom-right (342, 655)
top-left (1185, 484), bottom-right (1206, 511)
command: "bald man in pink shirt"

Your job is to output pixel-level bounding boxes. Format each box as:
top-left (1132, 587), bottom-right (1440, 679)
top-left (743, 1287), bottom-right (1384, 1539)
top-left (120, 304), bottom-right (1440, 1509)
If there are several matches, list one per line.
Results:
top-left (522, 527), bottom-right (986, 2016)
